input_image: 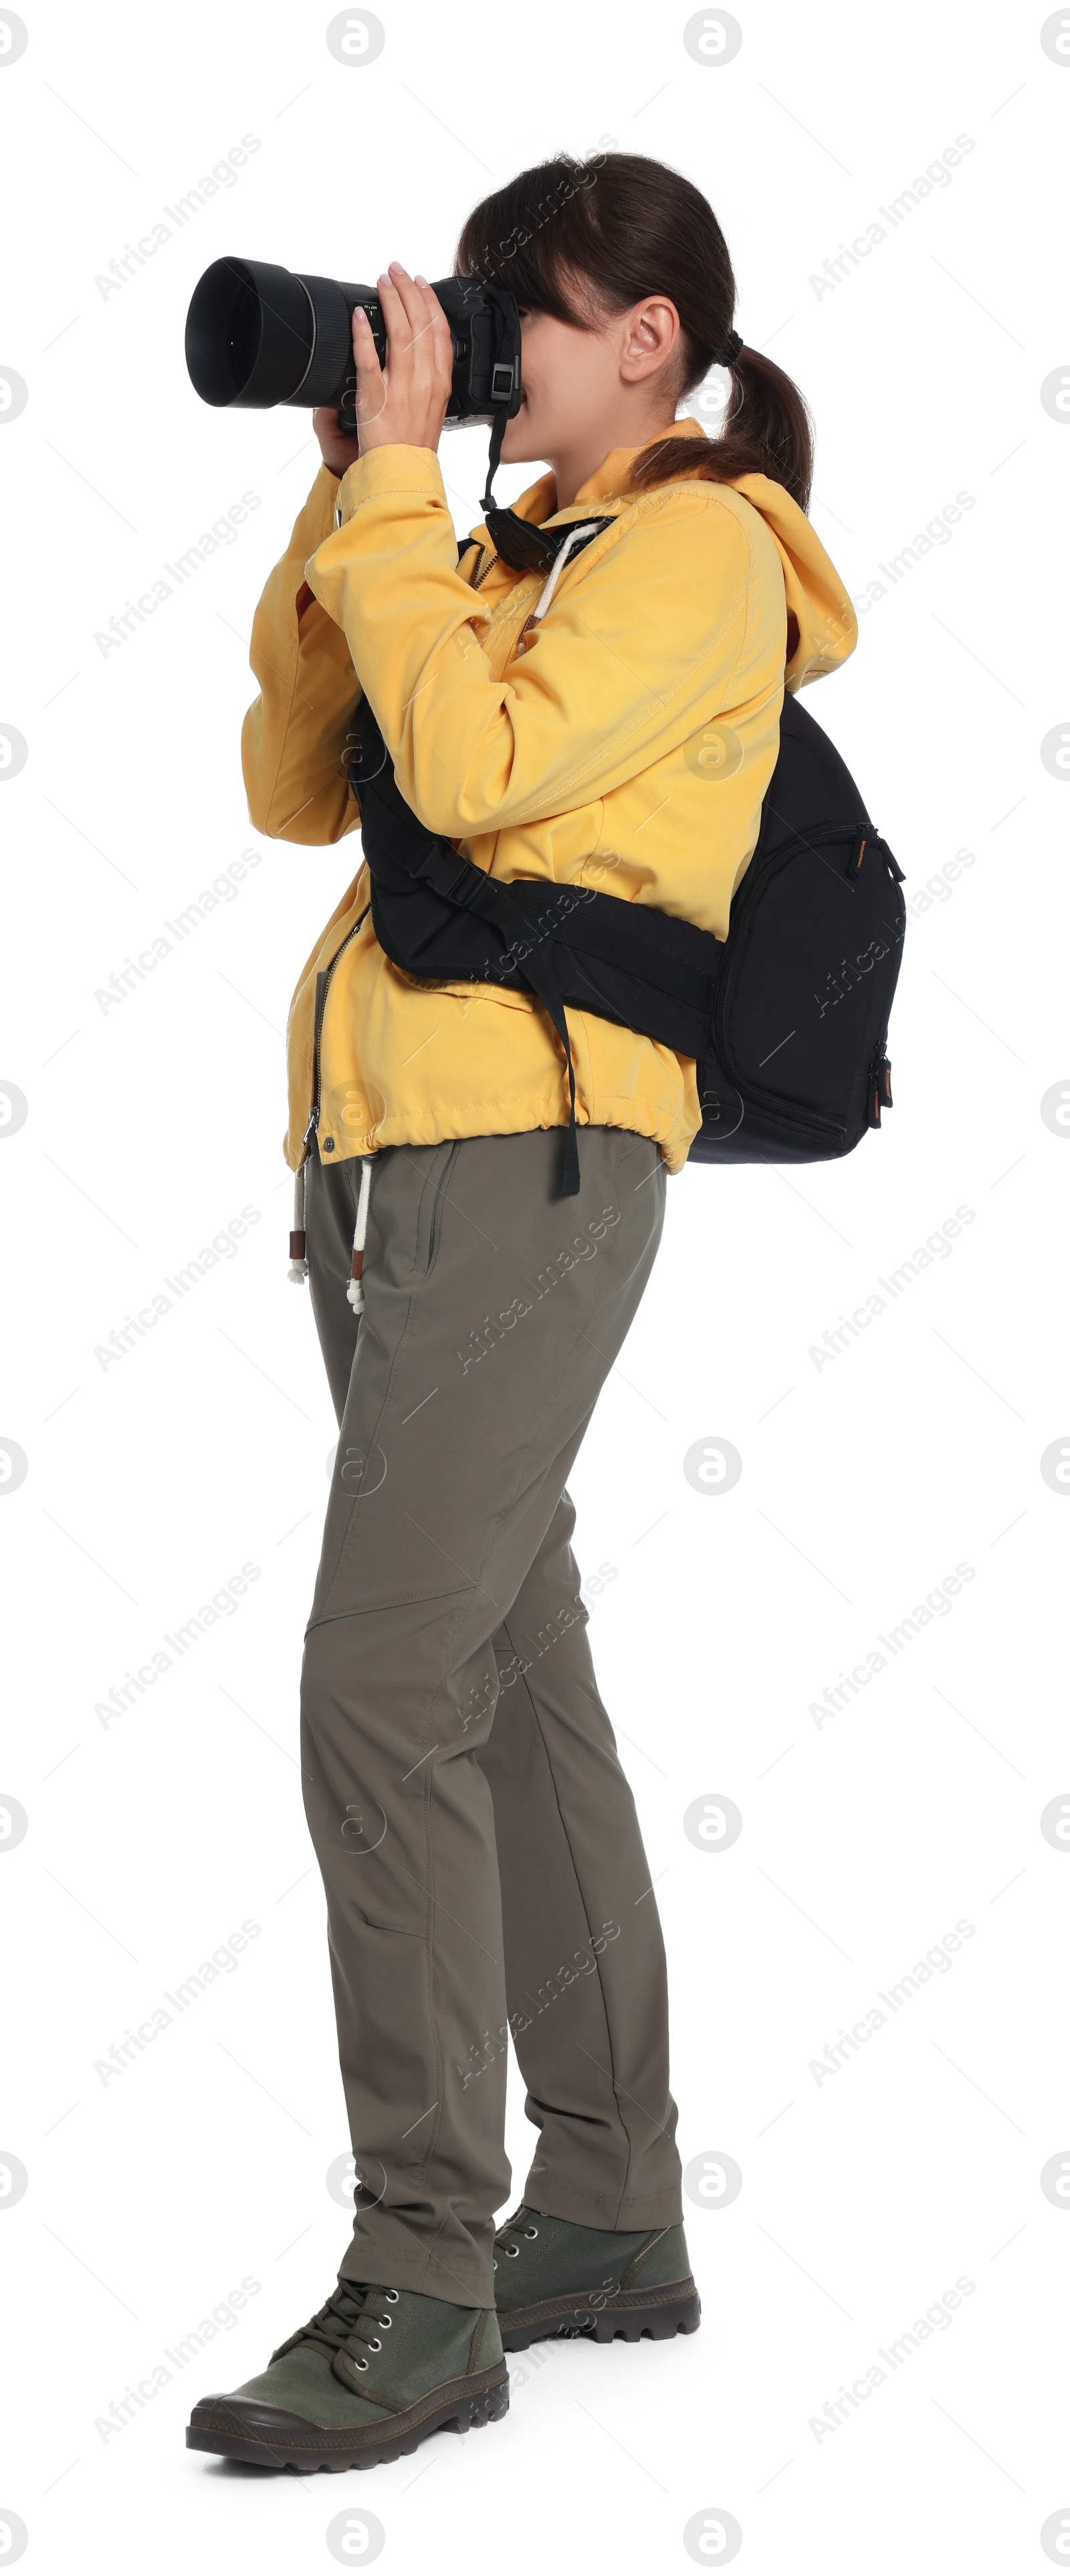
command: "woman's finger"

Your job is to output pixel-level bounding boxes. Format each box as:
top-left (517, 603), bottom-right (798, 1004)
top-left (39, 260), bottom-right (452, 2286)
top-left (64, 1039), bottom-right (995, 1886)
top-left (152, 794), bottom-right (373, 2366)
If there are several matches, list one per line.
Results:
top-left (350, 304), bottom-right (387, 425)
top-left (378, 265), bottom-right (417, 352)
top-left (351, 304), bottom-right (381, 372)
top-left (385, 263), bottom-right (437, 387)
top-left (415, 278), bottom-right (455, 395)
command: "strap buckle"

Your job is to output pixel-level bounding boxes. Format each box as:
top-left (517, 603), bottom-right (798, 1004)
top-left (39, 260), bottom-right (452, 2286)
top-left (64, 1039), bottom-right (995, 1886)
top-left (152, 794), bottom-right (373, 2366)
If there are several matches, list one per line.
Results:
top-left (416, 845), bottom-right (488, 912)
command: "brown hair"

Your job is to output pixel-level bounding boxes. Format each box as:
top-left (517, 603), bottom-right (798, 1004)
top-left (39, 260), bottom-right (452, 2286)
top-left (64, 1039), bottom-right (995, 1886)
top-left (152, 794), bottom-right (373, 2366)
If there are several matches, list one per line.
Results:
top-left (455, 150), bottom-right (814, 513)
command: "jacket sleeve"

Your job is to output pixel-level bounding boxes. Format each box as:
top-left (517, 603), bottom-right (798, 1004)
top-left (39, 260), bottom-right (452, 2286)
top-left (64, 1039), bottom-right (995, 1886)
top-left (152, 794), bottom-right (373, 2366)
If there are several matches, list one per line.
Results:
top-left (241, 463), bottom-right (363, 845)
top-left (302, 446), bottom-right (757, 843)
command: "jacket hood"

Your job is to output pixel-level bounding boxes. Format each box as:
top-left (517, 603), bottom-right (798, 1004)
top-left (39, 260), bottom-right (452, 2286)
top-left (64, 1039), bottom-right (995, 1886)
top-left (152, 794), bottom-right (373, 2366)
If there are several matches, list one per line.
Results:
top-left (495, 413), bottom-right (857, 695)
top-left (728, 467), bottom-right (857, 692)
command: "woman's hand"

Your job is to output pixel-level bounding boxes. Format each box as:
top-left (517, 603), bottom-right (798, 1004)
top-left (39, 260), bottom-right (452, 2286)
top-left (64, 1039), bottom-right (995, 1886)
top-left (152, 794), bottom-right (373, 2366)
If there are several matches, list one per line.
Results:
top-left (312, 265), bottom-right (453, 479)
top-left (351, 263), bottom-right (454, 460)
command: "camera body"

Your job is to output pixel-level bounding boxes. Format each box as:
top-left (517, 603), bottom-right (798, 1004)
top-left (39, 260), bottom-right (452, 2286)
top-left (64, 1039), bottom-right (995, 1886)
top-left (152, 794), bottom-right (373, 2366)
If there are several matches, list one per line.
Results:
top-left (185, 257), bottom-right (521, 437)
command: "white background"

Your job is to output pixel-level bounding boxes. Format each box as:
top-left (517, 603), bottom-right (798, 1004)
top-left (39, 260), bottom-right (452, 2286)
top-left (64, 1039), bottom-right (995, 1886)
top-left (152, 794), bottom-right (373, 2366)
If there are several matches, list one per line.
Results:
top-left (1, 3), bottom-right (1066, 2569)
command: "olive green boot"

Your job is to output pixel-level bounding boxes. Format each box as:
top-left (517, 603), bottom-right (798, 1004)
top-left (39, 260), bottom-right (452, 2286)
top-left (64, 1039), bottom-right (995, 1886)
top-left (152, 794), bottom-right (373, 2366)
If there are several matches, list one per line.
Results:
top-left (187, 2276), bottom-right (508, 2471)
top-left (494, 2204), bottom-right (700, 2350)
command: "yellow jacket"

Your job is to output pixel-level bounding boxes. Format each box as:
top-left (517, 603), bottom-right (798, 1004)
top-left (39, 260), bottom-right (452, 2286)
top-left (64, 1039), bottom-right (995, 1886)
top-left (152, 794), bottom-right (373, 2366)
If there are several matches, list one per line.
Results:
top-left (241, 415), bottom-right (857, 1175)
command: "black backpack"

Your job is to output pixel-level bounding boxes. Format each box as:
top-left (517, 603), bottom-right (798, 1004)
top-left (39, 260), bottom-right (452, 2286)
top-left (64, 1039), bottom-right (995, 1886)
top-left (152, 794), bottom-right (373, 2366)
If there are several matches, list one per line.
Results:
top-left (689, 690), bottom-right (905, 1164)
top-left (348, 599), bottom-right (905, 1196)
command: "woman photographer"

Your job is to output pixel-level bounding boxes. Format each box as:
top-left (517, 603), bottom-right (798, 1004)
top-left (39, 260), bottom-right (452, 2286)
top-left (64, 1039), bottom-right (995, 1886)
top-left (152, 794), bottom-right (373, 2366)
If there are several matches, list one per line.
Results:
top-left (188, 150), bottom-right (856, 2474)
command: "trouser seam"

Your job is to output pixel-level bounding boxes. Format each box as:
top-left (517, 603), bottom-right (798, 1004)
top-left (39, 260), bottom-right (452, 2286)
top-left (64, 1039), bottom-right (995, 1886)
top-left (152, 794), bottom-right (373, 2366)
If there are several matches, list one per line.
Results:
top-left (411, 1586), bottom-right (476, 2197)
top-left (498, 1594), bottom-right (633, 2229)
top-left (318, 1285), bottom-right (419, 1619)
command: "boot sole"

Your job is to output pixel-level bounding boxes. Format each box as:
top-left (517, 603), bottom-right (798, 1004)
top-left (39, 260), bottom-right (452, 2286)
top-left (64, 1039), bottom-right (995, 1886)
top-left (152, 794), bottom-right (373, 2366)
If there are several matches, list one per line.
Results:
top-left (186, 2361), bottom-right (509, 2471)
top-left (498, 2276), bottom-right (701, 2352)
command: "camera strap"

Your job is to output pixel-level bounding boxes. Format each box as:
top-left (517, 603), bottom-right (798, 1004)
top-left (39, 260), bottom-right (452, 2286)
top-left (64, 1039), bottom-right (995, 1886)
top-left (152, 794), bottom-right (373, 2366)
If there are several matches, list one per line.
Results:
top-left (478, 286), bottom-right (523, 512)
top-left (481, 509), bottom-right (615, 572)
top-left (481, 407), bottom-right (508, 516)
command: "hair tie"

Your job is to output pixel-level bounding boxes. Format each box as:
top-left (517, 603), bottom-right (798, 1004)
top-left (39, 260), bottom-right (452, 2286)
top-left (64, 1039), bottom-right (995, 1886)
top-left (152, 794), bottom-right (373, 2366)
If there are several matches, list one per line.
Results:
top-left (718, 329), bottom-right (743, 368)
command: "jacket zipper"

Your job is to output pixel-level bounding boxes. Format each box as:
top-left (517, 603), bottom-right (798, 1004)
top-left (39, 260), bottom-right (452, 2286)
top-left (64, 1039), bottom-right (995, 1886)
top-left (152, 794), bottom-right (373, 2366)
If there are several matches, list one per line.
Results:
top-left (306, 904), bottom-right (370, 1158)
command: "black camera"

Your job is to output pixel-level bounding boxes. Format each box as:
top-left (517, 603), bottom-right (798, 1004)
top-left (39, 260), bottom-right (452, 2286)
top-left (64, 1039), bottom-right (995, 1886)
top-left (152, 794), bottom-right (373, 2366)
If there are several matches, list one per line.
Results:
top-left (185, 257), bottom-right (522, 504)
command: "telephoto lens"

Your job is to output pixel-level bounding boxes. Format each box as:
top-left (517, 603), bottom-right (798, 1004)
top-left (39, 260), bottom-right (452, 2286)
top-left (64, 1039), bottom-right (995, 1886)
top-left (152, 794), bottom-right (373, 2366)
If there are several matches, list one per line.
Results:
top-left (185, 257), bottom-right (521, 476)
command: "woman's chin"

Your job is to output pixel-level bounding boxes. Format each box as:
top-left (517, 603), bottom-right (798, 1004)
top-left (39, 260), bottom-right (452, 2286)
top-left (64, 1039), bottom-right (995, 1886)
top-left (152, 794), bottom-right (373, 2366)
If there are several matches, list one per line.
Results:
top-left (501, 428), bottom-right (546, 467)
top-left (500, 400), bottom-right (544, 462)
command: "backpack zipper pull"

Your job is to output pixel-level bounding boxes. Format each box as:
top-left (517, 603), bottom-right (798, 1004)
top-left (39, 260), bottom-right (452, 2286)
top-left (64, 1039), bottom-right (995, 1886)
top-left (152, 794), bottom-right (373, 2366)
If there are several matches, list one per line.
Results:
top-left (845, 829), bottom-right (905, 885)
top-left (866, 1053), bottom-right (893, 1128)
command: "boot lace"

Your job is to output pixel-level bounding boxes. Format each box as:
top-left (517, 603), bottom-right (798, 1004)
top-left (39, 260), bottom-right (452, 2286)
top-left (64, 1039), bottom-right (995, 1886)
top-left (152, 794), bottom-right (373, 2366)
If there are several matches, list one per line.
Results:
top-left (272, 2280), bottom-right (400, 2380)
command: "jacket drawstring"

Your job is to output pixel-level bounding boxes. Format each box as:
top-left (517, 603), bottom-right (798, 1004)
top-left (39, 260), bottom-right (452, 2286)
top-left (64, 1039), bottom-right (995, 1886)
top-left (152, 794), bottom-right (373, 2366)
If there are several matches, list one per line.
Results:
top-left (534, 523), bottom-right (601, 619)
top-left (516, 524), bottom-right (600, 656)
top-left (346, 1155), bottom-right (373, 1312)
top-left (289, 1149), bottom-right (374, 1307)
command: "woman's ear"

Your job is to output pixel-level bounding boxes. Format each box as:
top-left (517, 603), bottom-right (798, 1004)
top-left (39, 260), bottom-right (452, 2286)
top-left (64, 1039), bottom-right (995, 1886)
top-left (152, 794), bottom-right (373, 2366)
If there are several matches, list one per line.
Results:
top-left (619, 296), bottom-right (681, 385)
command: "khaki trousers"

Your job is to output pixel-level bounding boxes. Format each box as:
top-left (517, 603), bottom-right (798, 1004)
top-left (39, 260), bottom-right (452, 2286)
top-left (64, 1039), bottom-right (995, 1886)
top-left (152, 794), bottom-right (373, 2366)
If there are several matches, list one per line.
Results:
top-left (302, 1124), bottom-right (681, 2308)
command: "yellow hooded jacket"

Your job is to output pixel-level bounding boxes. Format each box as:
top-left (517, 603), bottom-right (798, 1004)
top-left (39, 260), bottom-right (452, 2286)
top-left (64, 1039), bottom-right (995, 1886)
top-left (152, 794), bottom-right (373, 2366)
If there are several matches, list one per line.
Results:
top-left (241, 415), bottom-right (857, 1176)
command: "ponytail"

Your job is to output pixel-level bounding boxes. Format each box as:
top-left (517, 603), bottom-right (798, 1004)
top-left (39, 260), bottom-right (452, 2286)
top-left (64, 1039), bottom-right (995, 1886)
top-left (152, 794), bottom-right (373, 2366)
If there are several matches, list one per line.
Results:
top-left (456, 150), bottom-right (815, 516)
top-left (631, 343), bottom-right (814, 514)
